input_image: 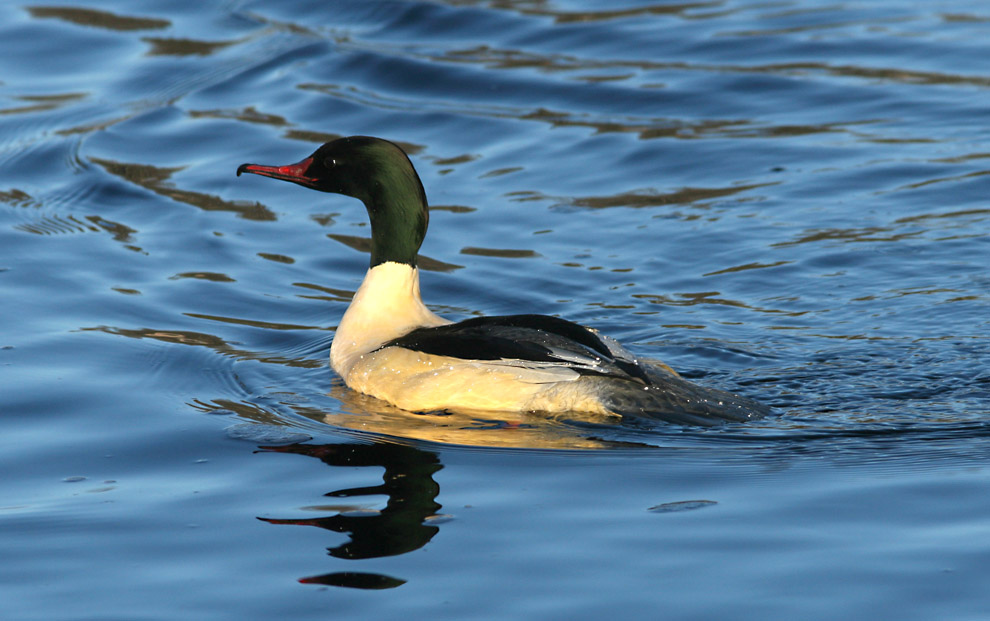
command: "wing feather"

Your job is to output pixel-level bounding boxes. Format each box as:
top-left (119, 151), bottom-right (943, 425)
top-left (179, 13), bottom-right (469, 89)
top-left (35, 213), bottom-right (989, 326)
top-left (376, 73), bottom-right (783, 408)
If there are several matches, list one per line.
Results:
top-left (378, 314), bottom-right (650, 384)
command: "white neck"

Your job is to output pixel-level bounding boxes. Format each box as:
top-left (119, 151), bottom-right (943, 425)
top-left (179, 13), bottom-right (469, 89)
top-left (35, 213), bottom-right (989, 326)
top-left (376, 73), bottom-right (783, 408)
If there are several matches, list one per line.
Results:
top-left (330, 261), bottom-right (449, 378)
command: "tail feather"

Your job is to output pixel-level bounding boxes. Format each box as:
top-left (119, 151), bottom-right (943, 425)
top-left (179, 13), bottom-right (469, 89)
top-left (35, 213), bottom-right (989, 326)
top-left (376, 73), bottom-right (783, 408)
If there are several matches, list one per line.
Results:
top-left (598, 362), bottom-right (770, 426)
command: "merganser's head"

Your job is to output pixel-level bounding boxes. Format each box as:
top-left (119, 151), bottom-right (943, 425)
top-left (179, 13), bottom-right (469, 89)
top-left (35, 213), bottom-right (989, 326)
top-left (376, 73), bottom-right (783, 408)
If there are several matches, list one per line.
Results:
top-left (238, 136), bottom-right (428, 268)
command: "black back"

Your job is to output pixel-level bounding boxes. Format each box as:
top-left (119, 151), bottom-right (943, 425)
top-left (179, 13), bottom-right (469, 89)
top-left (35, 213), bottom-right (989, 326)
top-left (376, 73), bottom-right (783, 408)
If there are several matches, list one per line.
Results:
top-left (379, 314), bottom-right (650, 384)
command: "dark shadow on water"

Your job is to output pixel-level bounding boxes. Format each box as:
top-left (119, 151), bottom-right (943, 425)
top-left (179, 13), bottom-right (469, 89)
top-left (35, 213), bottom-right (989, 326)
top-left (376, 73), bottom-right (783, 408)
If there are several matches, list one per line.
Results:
top-left (298, 571), bottom-right (406, 589)
top-left (257, 440), bottom-right (445, 588)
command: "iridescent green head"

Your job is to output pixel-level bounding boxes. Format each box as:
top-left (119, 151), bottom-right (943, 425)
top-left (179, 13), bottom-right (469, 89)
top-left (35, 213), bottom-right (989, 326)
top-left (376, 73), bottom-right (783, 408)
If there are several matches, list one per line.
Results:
top-left (238, 136), bottom-right (428, 268)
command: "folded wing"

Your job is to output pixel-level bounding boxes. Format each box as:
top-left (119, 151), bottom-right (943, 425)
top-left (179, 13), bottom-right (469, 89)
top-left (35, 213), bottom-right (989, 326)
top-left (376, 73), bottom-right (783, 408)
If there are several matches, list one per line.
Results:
top-left (378, 314), bottom-right (650, 384)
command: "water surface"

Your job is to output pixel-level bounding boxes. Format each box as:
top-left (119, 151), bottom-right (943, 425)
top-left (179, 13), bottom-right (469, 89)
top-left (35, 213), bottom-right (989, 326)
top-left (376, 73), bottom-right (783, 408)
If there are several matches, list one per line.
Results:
top-left (1, 1), bottom-right (988, 619)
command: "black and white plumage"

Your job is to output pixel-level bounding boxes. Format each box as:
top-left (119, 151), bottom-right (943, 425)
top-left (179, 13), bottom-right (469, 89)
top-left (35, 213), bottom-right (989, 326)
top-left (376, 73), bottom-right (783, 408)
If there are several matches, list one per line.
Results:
top-left (382, 314), bottom-right (651, 384)
top-left (238, 136), bottom-right (769, 426)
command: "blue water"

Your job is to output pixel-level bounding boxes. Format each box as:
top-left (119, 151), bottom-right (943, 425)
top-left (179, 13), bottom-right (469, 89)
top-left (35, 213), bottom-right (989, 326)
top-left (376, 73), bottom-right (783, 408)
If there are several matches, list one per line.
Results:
top-left (1, 1), bottom-right (988, 618)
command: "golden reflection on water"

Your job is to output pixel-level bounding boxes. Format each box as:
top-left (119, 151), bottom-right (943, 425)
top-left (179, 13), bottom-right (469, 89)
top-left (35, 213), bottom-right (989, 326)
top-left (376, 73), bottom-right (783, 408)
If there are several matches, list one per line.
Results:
top-left (198, 390), bottom-right (621, 450)
top-left (194, 383), bottom-right (626, 450)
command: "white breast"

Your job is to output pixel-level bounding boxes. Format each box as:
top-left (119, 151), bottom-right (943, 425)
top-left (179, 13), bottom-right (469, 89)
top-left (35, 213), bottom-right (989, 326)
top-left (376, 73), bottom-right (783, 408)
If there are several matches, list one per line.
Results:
top-left (330, 261), bottom-right (450, 378)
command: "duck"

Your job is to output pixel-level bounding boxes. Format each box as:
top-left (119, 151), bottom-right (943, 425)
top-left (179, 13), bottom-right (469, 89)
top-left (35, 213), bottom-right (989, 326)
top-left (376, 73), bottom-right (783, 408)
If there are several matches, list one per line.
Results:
top-left (238, 136), bottom-right (769, 426)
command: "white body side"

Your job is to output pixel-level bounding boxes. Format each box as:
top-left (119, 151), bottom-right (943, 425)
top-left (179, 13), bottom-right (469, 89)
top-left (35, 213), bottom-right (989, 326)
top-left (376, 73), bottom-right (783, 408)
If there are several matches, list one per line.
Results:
top-left (329, 261), bottom-right (615, 416)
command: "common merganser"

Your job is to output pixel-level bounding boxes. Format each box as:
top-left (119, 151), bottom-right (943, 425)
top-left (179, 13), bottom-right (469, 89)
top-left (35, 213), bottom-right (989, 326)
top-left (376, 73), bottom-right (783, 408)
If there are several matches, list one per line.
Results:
top-left (238, 136), bottom-right (769, 426)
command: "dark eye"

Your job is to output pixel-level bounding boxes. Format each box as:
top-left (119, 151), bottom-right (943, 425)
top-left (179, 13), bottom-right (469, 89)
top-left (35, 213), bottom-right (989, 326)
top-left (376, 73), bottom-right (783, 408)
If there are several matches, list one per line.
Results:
top-left (324, 157), bottom-right (337, 168)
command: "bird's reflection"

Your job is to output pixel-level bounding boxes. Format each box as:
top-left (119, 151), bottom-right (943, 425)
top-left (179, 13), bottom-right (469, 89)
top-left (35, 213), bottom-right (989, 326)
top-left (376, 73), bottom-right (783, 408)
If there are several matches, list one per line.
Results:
top-left (257, 440), bottom-right (444, 588)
